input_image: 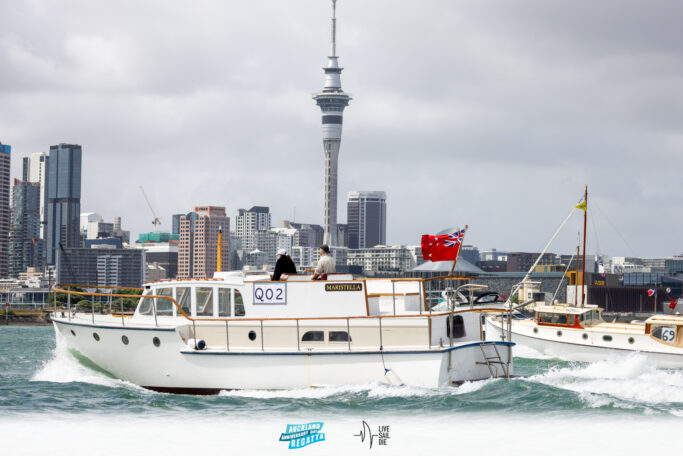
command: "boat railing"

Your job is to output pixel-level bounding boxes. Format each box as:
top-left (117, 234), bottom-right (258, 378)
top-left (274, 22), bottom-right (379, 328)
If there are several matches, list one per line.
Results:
top-left (51, 282), bottom-right (505, 352)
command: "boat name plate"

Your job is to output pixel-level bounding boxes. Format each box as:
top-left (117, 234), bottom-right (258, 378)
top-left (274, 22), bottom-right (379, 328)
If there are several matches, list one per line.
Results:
top-left (325, 283), bottom-right (363, 292)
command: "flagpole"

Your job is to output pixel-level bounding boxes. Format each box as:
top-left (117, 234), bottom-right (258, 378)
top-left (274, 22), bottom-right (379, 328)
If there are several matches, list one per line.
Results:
top-left (449, 225), bottom-right (467, 276)
top-left (580, 185), bottom-right (588, 307)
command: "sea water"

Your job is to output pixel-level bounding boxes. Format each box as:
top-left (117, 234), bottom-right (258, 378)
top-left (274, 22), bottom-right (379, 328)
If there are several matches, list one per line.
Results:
top-left (1, 326), bottom-right (681, 455)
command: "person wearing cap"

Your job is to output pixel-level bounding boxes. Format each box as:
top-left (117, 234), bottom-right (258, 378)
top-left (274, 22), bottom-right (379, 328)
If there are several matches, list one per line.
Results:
top-left (272, 248), bottom-right (297, 281)
top-left (311, 244), bottom-right (336, 280)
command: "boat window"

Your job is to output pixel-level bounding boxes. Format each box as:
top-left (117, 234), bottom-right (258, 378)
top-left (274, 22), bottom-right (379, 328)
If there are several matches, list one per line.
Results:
top-left (329, 331), bottom-right (351, 342)
top-left (539, 313), bottom-right (552, 324)
top-left (568, 315), bottom-right (576, 326)
top-left (553, 314), bottom-right (567, 325)
top-left (196, 287), bottom-right (214, 317)
top-left (302, 331), bottom-right (324, 342)
top-left (602, 335), bottom-right (613, 342)
top-left (446, 315), bottom-right (466, 339)
top-left (176, 287), bottom-right (191, 316)
top-left (218, 288), bottom-right (231, 317)
top-left (156, 288), bottom-right (173, 316)
top-left (235, 290), bottom-right (245, 317)
top-left (651, 326), bottom-right (676, 343)
top-left (138, 291), bottom-right (154, 316)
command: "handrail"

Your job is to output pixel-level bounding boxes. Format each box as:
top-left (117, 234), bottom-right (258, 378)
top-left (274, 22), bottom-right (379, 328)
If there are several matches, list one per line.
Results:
top-left (53, 280), bottom-right (504, 325)
top-left (52, 282), bottom-right (502, 324)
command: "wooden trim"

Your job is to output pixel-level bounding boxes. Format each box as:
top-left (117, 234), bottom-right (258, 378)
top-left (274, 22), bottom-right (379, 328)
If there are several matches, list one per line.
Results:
top-left (363, 279), bottom-right (369, 316)
top-left (56, 283), bottom-right (143, 291)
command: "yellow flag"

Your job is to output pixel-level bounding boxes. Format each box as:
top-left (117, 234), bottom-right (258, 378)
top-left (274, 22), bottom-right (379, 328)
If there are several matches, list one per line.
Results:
top-left (575, 201), bottom-right (587, 211)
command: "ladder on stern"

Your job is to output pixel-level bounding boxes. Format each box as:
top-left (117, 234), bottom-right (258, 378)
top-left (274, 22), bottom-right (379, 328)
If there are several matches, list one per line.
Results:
top-left (476, 342), bottom-right (510, 379)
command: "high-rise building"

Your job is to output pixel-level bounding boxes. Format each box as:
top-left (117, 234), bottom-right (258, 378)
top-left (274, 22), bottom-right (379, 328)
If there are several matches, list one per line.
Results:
top-left (313, 0), bottom-right (351, 246)
top-left (280, 220), bottom-right (324, 248)
top-left (0, 143), bottom-right (10, 277)
top-left (22, 152), bottom-right (48, 238)
top-left (236, 206), bottom-right (271, 251)
top-left (178, 206), bottom-right (229, 278)
top-left (172, 213), bottom-right (182, 235)
top-left (9, 179), bottom-right (44, 276)
top-left (46, 143), bottom-right (82, 265)
top-left (347, 191), bottom-right (386, 249)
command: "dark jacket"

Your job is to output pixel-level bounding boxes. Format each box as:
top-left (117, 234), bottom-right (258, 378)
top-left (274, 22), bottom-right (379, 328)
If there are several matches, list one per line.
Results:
top-left (272, 255), bottom-right (297, 281)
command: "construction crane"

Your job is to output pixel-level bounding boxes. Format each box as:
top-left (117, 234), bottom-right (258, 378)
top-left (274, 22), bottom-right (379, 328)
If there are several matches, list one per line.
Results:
top-left (139, 186), bottom-right (161, 232)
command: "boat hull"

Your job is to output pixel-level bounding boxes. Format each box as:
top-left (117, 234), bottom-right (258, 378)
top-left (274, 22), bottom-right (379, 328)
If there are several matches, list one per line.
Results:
top-left (486, 317), bottom-right (683, 368)
top-left (53, 318), bottom-right (513, 392)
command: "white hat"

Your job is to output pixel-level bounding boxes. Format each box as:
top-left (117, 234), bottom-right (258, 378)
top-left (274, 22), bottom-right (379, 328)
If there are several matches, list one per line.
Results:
top-left (277, 249), bottom-right (287, 256)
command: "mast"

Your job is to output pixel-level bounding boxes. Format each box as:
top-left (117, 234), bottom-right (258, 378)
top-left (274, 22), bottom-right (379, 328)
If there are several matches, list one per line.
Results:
top-left (580, 185), bottom-right (588, 307)
top-left (574, 241), bottom-right (579, 306)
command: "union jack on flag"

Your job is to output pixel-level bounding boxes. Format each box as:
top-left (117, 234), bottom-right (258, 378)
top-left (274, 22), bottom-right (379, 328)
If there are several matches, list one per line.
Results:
top-left (444, 229), bottom-right (466, 247)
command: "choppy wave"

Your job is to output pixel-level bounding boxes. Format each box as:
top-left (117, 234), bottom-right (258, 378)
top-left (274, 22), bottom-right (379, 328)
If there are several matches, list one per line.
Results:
top-left (528, 353), bottom-right (683, 412)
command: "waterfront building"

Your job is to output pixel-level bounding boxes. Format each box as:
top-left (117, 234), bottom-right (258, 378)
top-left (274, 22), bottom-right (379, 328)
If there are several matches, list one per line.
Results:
top-left (236, 206), bottom-right (271, 251)
top-left (57, 247), bottom-right (144, 288)
top-left (143, 244), bottom-right (178, 280)
top-left (506, 252), bottom-right (558, 273)
top-left (347, 245), bottom-right (417, 275)
top-left (178, 206), bottom-right (229, 278)
top-left (137, 232), bottom-right (179, 280)
top-left (313, 0), bottom-right (351, 246)
top-left (460, 245), bottom-right (480, 265)
top-left (347, 191), bottom-right (386, 249)
top-left (22, 152), bottom-right (48, 238)
top-left (480, 249), bottom-right (508, 262)
top-left (0, 143), bottom-right (10, 277)
top-left (280, 220), bottom-right (324, 248)
top-left (9, 179), bottom-right (44, 276)
top-left (46, 143), bottom-right (82, 265)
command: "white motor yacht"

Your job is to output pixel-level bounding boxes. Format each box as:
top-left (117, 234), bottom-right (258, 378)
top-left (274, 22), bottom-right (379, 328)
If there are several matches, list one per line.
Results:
top-left (51, 271), bottom-right (513, 394)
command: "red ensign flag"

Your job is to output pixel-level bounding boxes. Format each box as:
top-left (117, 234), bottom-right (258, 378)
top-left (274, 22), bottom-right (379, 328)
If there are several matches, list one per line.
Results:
top-left (421, 228), bottom-right (466, 262)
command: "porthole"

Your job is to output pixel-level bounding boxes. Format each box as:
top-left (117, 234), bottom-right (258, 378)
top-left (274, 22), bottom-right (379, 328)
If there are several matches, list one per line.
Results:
top-left (582, 333), bottom-right (588, 340)
top-left (533, 328), bottom-right (538, 334)
top-left (628, 337), bottom-right (635, 344)
top-left (121, 335), bottom-right (129, 345)
top-left (248, 330), bottom-right (257, 341)
top-left (602, 335), bottom-right (613, 342)
top-left (93, 332), bottom-right (100, 341)
top-left (557, 331), bottom-right (562, 337)
top-left (153, 337), bottom-right (161, 347)
top-left (70, 329), bottom-right (76, 336)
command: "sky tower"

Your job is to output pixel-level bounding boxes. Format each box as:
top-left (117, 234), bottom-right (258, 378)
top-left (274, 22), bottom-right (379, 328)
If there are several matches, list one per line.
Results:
top-left (313, 0), bottom-right (351, 247)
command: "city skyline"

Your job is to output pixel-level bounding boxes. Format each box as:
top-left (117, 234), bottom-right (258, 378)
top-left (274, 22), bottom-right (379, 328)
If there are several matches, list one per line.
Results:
top-left (1, 1), bottom-right (682, 257)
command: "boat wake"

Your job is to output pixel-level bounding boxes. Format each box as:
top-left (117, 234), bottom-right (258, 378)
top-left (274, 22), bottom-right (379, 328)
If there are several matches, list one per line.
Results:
top-left (218, 378), bottom-right (496, 400)
top-left (528, 353), bottom-right (683, 412)
top-left (31, 330), bottom-right (143, 392)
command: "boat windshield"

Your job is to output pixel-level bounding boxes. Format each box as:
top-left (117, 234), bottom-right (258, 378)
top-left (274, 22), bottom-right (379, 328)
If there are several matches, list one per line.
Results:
top-left (580, 310), bottom-right (601, 323)
top-left (651, 325), bottom-right (679, 345)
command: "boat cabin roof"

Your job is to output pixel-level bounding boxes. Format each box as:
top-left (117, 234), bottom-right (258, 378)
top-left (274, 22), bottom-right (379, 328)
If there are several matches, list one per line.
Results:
top-left (645, 314), bottom-right (683, 326)
top-left (535, 304), bottom-right (601, 315)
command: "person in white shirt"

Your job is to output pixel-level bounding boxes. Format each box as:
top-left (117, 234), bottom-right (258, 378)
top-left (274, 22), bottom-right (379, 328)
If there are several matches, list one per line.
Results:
top-left (311, 244), bottom-right (335, 280)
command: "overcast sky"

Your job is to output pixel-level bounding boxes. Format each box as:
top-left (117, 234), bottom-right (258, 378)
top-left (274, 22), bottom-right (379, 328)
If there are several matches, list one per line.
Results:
top-left (1, 0), bottom-right (681, 258)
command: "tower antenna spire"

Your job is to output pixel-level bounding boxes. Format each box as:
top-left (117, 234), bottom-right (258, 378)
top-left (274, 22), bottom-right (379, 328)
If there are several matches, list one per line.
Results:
top-left (331, 0), bottom-right (337, 56)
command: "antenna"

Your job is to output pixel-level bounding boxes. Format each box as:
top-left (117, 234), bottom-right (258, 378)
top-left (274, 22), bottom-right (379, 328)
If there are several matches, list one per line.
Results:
top-left (331, 0), bottom-right (337, 56)
top-left (139, 186), bottom-right (161, 232)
